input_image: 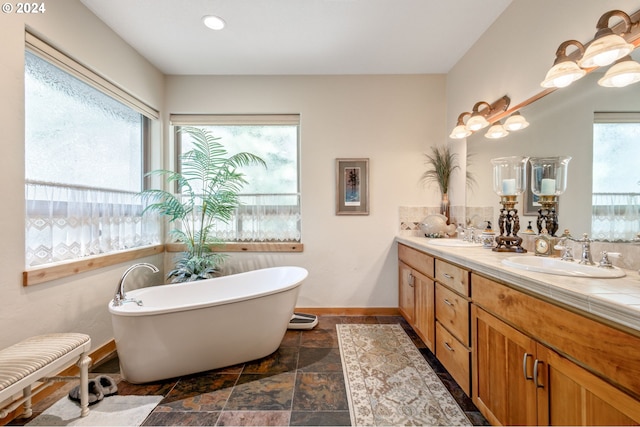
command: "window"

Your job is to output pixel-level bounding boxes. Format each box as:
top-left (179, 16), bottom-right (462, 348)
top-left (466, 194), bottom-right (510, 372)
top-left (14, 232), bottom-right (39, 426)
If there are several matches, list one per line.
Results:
top-left (25, 34), bottom-right (160, 267)
top-left (592, 112), bottom-right (640, 241)
top-left (171, 115), bottom-right (301, 242)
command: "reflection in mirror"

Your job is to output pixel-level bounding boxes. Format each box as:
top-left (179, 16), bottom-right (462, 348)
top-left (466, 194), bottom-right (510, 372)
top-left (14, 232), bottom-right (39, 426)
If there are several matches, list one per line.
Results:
top-left (466, 70), bottom-right (640, 242)
top-left (592, 113), bottom-right (640, 241)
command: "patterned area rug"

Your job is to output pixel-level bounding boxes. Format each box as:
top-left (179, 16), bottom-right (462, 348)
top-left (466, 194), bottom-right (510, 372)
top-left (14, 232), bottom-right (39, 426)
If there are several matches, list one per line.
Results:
top-left (26, 395), bottom-right (163, 426)
top-left (337, 324), bottom-right (471, 426)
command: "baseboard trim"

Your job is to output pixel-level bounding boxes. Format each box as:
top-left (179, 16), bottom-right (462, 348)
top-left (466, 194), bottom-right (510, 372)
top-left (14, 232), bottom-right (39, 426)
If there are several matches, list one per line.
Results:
top-left (1, 339), bottom-right (117, 425)
top-left (294, 307), bottom-right (400, 316)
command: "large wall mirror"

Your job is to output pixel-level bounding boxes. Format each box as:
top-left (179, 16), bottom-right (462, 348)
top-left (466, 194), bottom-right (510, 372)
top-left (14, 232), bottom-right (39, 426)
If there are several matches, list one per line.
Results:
top-left (466, 54), bottom-right (640, 243)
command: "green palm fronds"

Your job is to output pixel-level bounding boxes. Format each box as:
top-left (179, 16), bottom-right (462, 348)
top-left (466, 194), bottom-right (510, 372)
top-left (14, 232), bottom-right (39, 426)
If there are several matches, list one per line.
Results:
top-left (140, 126), bottom-right (266, 282)
top-left (421, 145), bottom-right (460, 195)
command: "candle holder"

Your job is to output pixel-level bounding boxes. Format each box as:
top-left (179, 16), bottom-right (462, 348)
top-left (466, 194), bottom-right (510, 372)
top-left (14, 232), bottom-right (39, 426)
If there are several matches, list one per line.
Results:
top-left (491, 156), bottom-right (529, 253)
top-left (529, 156), bottom-right (571, 236)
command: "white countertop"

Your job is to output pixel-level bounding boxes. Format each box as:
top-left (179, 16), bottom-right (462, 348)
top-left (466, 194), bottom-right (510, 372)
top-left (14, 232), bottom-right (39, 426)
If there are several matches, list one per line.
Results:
top-left (396, 235), bottom-right (640, 334)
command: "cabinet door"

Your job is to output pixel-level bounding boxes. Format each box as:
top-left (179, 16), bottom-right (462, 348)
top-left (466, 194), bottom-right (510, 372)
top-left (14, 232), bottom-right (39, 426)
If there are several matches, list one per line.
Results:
top-left (472, 306), bottom-right (538, 426)
top-left (536, 344), bottom-right (640, 426)
top-left (398, 261), bottom-right (415, 324)
top-left (414, 270), bottom-right (435, 352)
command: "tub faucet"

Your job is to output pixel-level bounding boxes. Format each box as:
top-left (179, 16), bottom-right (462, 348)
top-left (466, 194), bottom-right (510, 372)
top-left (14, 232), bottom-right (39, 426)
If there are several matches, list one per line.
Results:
top-left (113, 263), bottom-right (159, 307)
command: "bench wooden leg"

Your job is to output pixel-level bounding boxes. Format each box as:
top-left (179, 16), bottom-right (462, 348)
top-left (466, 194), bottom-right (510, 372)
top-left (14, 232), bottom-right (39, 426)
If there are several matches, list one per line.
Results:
top-left (22, 386), bottom-right (32, 418)
top-left (78, 354), bottom-right (91, 417)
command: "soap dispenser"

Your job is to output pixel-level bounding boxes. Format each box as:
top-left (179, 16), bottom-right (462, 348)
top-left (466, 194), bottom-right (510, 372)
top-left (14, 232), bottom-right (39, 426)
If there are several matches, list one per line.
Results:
top-left (480, 221), bottom-right (496, 249)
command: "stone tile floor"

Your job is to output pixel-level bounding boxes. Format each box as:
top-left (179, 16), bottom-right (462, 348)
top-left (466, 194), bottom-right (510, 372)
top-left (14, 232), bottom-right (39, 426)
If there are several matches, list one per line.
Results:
top-left (10, 315), bottom-right (488, 426)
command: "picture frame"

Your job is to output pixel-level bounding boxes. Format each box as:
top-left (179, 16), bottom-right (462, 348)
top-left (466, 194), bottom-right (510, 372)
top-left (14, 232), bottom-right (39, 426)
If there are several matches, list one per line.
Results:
top-left (336, 158), bottom-right (369, 215)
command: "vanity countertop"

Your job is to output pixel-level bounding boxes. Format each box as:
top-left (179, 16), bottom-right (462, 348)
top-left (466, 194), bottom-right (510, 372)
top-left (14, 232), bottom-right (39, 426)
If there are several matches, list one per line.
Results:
top-left (396, 235), bottom-right (640, 334)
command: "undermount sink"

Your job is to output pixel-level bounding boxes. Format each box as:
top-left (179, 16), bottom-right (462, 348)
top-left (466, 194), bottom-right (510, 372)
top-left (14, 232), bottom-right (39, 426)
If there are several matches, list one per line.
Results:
top-left (424, 239), bottom-right (482, 248)
top-left (502, 256), bottom-right (626, 278)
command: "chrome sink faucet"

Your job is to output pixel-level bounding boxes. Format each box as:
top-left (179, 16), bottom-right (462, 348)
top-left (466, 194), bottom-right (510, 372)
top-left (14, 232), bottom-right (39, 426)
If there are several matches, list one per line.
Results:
top-left (113, 263), bottom-right (159, 306)
top-left (577, 233), bottom-right (594, 265)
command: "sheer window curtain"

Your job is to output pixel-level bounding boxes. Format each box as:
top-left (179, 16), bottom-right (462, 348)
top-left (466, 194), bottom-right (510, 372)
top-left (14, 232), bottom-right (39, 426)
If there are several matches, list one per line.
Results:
top-left (25, 182), bottom-right (161, 267)
top-left (592, 193), bottom-right (640, 242)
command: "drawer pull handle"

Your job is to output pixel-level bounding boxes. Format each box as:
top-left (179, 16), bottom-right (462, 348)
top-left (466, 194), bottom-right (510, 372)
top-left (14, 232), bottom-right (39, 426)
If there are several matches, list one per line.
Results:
top-left (533, 359), bottom-right (545, 389)
top-left (443, 298), bottom-right (454, 306)
top-left (444, 342), bottom-right (454, 352)
top-left (443, 273), bottom-right (453, 280)
top-left (522, 353), bottom-right (533, 381)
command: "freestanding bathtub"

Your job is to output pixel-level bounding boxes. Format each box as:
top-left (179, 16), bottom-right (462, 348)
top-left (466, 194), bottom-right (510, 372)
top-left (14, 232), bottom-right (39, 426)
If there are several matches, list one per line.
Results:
top-left (108, 266), bottom-right (308, 383)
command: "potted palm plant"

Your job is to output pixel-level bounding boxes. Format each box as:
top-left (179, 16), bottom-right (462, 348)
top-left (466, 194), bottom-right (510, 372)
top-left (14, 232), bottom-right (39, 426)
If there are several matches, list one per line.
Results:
top-left (140, 126), bottom-right (266, 282)
top-left (420, 145), bottom-right (473, 224)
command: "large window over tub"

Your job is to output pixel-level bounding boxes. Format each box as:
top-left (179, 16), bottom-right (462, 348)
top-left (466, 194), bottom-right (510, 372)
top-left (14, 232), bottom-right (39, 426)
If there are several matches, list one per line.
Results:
top-left (170, 115), bottom-right (301, 243)
top-left (24, 34), bottom-right (161, 268)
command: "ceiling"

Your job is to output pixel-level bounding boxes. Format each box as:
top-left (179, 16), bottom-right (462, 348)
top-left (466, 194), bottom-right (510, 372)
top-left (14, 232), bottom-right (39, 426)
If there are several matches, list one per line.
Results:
top-left (80, 0), bottom-right (512, 76)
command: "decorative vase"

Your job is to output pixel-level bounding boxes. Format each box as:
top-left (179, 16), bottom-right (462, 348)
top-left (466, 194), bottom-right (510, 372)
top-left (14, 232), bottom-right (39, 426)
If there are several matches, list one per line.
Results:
top-left (440, 193), bottom-right (450, 224)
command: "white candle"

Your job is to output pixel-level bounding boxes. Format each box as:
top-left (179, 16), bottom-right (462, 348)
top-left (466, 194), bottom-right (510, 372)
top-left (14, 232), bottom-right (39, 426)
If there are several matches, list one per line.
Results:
top-left (541, 178), bottom-right (556, 195)
top-left (502, 178), bottom-right (516, 195)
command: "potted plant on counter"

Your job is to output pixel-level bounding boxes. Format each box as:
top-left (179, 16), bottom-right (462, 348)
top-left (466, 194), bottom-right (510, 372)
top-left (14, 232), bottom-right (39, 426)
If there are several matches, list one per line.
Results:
top-left (421, 145), bottom-right (474, 225)
top-left (140, 126), bottom-right (266, 282)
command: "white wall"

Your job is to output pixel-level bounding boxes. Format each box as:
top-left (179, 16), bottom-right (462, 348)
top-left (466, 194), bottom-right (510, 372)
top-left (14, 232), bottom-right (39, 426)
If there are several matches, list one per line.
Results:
top-left (165, 74), bottom-right (447, 308)
top-left (0, 0), bottom-right (165, 349)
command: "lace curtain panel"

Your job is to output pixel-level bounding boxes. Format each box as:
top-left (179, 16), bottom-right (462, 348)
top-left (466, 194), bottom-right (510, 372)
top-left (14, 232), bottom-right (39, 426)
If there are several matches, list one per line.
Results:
top-left (592, 193), bottom-right (640, 242)
top-left (25, 181), bottom-right (161, 267)
top-left (191, 194), bottom-right (301, 242)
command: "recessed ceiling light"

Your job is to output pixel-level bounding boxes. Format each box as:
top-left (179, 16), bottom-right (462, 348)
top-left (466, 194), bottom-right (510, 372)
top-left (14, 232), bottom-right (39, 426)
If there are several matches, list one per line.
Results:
top-left (202, 15), bottom-right (225, 30)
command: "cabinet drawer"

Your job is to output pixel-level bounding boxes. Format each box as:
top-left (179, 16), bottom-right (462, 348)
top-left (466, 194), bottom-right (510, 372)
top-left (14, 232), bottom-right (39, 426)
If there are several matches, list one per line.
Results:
top-left (398, 244), bottom-right (434, 278)
top-left (436, 321), bottom-right (471, 396)
top-left (435, 283), bottom-right (470, 346)
top-left (435, 259), bottom-right (469, 296)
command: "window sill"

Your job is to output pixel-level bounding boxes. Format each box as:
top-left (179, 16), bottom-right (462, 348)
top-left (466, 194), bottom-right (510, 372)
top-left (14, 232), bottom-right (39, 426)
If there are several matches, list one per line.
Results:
top-left (23, 245), bottom-right (164, 287)
top-left (165, 242), bottom-right (304, 253)
top-left (22, 242), bottom-right (303, 286)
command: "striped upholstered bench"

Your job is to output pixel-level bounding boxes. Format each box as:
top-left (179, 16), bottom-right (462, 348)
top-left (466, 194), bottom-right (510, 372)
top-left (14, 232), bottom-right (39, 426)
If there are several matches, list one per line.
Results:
top-left (0, 333), bottom-right (91, 419)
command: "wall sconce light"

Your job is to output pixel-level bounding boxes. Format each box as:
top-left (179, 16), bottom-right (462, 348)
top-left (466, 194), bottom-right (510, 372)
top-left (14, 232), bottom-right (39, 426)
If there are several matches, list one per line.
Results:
top-left (503, 112), bottom-right (530, 131)
top-left (485, 122), bottom-right (509, 139)
top-left (541, 40), bottom-right (586, 88)
top-left (579, 10), bottom-right (635, 68)
top-left (465, 101), bottom-right (493, 131)
top-left (449, 112), bottom-right (472, 139)
top-left (598, 55), bottom-right (640, 87)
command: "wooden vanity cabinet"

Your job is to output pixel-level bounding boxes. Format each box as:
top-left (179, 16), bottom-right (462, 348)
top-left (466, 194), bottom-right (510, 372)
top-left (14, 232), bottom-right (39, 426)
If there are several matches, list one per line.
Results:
top-left (398, 244), bottom-right (435, 351)
top-left (472, 273), bottom-right (640, 426)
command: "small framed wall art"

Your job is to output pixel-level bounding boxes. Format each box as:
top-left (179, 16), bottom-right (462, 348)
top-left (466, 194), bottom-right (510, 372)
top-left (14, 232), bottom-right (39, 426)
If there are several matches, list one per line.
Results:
top-left (335, 158), bottom-right (369, 215)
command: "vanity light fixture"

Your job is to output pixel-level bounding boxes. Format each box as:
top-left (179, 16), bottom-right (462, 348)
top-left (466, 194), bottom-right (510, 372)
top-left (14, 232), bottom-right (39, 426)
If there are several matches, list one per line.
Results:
top-left (450, 96), bottom-right (510, 140)
top-left (202, 15), bottom-right (226, 30)
top-left (579, 10), bottom-right (635, 68)
top-left (449, 112), bottom-right (472, 139)
top-left (598, 55), bottom-right (640, 87)
top-left (485, 122), bottom-right (509, 139)
top-left (503, 112), bottom-right (530, 131)
top-left (541, 40), bottom-right (586, 88)
top-left (465, 101), bottom-right (492, 131)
